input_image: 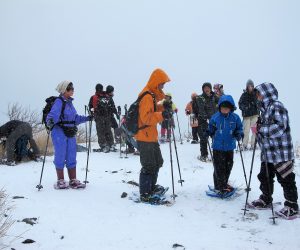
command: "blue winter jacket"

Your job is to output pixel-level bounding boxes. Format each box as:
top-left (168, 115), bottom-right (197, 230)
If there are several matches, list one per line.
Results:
top-left (46, 95), bottom-right (88, 127)
top-left (208, 95), bottom-right (243, 151)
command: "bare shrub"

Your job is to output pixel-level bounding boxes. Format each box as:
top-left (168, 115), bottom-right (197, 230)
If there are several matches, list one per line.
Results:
top-left (7, 103), bottom-right (43, 135)
top-left (0, 189), bottom-right (14, 242)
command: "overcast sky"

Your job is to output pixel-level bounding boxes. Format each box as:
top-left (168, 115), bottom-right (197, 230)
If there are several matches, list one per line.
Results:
top-left (0, 0), bottom-right (300, 139)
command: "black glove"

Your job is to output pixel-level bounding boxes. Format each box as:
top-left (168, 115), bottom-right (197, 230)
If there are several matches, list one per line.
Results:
top-left (87, 115), bottom-right (94, 121)
top-left (47, 118), bottom-right (55, 131)
top-left (186, 110), bottom-right (191, 115)
top-left (162, 110), bottom-right (173, 120)
top-left (233, 131), bottom-right (244, 141)
top-left (116, 114), bottom-right (120, 120)
top-left (163, 100), bottom-right (173, 111)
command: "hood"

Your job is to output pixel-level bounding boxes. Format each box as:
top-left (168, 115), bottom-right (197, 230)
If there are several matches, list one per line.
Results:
top-left (255, 82), bottom-right (278, 105)
top-left (218, 95), bottom-right (236, 111)
top-left (140, 68), bottom-right (170, 100)
top-left (202, 82), bottom-right (212, 91)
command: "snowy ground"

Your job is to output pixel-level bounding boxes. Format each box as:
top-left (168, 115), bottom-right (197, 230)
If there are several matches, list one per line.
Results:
top-left (1, 140), bottom-right (300, 250)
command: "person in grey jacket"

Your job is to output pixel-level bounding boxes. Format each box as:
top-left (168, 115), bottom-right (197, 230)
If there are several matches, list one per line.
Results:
top-left (0, 120), bottom-right (40, 165)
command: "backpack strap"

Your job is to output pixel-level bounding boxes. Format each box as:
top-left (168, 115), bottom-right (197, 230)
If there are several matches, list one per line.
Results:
top-left (137, 91), bottom-right (157, 131)
top-left (57, 97), bottom-right (75, 125)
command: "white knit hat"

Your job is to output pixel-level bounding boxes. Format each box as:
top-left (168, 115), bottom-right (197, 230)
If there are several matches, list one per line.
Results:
top-left (56, 80), bottom-right (72, 94)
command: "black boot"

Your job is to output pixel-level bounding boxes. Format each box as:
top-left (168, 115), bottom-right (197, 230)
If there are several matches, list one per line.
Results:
top-left (139, 172), bottom-right (153, 198)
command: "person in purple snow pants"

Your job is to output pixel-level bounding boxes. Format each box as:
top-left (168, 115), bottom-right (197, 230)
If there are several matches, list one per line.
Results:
top-left (46, 80), bottom-right (93, 189)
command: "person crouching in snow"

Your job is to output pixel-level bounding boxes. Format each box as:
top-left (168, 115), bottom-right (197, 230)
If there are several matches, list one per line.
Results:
top-left (159, 93), bottom-right (177, 143)
top-left (249, 82), bottom-right (298, 219)
top-left (207, 95), bottom-right (243, 196)
top-left (135, 68), bottom-right (171, 203)
top-left (46, 81), bottom-right (93, 189)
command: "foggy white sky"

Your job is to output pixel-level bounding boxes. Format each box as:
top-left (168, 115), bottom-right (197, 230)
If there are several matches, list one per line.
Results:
top-left (0, 0), bottom-right (300, 139)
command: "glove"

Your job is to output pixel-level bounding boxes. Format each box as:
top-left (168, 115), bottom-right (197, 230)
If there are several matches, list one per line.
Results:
top-left (162, 110), bottom-right (173, 120)
top-left (116, 114), bottom-right (120, 120)
top-left (204, 129), bottom-right (211, 139)
top-left (87, 115), bottom-right (94, 121)
top-left (233, 131), bottom-right (244, 141)
top-left (163, 100), bottom-right (172, 111)
top-left (185, 110), bottom-right (191, 115)
top-left (174, 108), bottom-right (178, 113)
top-left (47, 118), bottom-right (55, 131)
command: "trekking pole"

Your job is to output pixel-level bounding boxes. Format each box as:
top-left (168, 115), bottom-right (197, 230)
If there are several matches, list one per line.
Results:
top-left (117, 106), bottom-right (123, 159)
top-left (167, 118), bottom-right (176, 200)
top-left (84, 115), bottom-right (93, 184)
top-left (84, 105), bottom-right (88, 150)
top-left (187, 115), bottom-right (190, 142)
top-left (171, 126), bottom-right (184, 186)
top-left (263, 140), bottom-right (277, 224)
top-left (237, 140), bottom-right (248, 187)
top-left (124, 105), bottom-right (128, 159)
top-left (175, 112), bottom-right (183, 144)
top-left (36, 130), bottom-right (50, 191)
top-left (242, 138), bottom-right (257, 216)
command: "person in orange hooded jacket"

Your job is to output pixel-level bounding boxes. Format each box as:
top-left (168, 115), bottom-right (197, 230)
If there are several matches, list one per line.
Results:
top-left (134, 68), bottom-right (172, 203)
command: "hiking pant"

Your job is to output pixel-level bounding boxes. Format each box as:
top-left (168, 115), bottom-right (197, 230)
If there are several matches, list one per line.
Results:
top-left (258, 162), bottom-right (298, 210)
top-left (95, 115), bottom-right (114, 147)
top-left (192, 127), bottom-right (199, 141)
top-left (137, 141), bottom-right (164, 195)
top-left (51, 126), bottom-right (76, 169)
top-left (6, 123), bottom-right (40, 162)
top-left (242, 115), bottom-right (258, 148)
top-left (213, 150), bottom-right (234, 191)
top-left (198, 120), bottom-right (208, 157)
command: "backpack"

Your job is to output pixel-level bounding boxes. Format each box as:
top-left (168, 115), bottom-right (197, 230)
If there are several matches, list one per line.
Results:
top-left (124, 91), bottom-right (156, 135)
top-left (42, 96), bottom-right (66, 129)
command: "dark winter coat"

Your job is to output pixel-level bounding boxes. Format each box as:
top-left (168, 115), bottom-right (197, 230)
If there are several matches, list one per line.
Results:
top-left (0, 120), bottom-right (25, 138)
top-left (238, 90), bottom-right (259, 118)
top-left (196, 92), bottom-right (219, 122)
top-left (208, 95), bottom-right (243, 151)
top-left (256, 83), bottom-right (294, 164)
top-left (95, 94), bottom-right (117, 117)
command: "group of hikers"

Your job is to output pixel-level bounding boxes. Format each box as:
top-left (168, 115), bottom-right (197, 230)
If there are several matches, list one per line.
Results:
top-left (0, 68), bottom-right (298, 219)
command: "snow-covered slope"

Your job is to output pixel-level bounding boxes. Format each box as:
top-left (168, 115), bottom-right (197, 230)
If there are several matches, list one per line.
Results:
top-left (1, 141), bottom-right (299, 250)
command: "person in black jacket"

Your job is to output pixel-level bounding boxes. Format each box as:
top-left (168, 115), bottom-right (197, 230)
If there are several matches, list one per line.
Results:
top-left (196, 83), bottom-right (219, 162)
top-left (238, 79), bottom-right (259, 150)
top-left (95, 85), bottom-right (119, 153)
top-left (0, 120), bottom-right (40, 165)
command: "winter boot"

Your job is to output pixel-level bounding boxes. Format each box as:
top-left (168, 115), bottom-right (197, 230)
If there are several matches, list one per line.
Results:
top-left (276, 206), bottom-right (299, 219)
top-left (54, 179), bottom-right (69, 189)
top-left (139, 172), bottom-right (153, 197)
top-left (69, 179), bottom-right (86, 189)
top-left (6, 160), bottom-right (16, 166)
top-left (110, 145), bottom-right (117, 152)
top-left (103, 145), bottom-right (110, 153)
top-left (249, 198), bottom-right (271, 209)
top-left (191, 140), bottom-right (198, 144)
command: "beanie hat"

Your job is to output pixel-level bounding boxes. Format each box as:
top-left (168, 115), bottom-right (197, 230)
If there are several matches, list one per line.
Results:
top-left (106, 85), bottom-right (114, 94)
top-left (95, 83), bottom-right (103, 92)
top-left (56, 80), bottom-right (72, 94)
top-left (246, 79), bottom-right (254, 88)
top-left (191, 92), bottom-right (197, 99)
top-left (165, 93), bottom-right (172, 98)
top-left (202, 82), bottom-right (212, 91)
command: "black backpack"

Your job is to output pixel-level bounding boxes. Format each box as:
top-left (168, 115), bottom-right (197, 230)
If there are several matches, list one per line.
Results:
top-left (42, 96), bottom-right (66, 129)
top-left (124, 91), bottom-right (156, 135)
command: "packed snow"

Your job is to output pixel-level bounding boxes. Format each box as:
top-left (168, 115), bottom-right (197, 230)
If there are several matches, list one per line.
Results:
top-left (1, 140), bottom-right (300, 250)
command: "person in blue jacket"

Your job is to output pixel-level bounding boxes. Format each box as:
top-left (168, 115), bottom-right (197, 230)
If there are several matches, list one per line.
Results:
top-left (207, 95), bottom-right (243, 195)
top-left (47, 81), bottom-right (92, 189)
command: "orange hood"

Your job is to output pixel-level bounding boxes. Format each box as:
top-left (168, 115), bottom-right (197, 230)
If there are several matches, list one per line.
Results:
top-left (139, 68), bottom-right (170, 101)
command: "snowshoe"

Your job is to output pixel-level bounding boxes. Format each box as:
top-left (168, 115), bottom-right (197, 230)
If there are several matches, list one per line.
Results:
top-left (191, 140), bottom-right (199, 144)
top-left (54, 179), bottom-right (69, 190)
top-left (93, 147), bottom-right (104, 152)
top-left (275, 206), bottom-right (300, 220)
top-left (133, 151), bottom-right (140, 156)
top-left (247, 199), bottom-right (282, 210)
top-left (110, 145), bottom-right (117, 152)
top-left (153, 185), bottom-right (169, 197)
top-left (69, 179), bottom-right (86, 189)
top-left (197, 155), bottom-right (210, 162)
top-left (206, 187), bottom-right (237, 199)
